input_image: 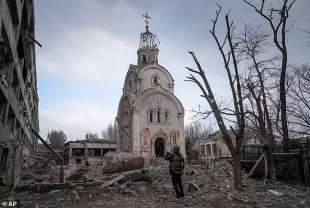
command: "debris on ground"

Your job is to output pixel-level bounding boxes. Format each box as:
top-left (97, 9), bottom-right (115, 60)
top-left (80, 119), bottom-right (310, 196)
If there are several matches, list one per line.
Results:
top-left (0, 159), bottom-right (309, 208)
top-left (268, 189), bottom-right (284, 197)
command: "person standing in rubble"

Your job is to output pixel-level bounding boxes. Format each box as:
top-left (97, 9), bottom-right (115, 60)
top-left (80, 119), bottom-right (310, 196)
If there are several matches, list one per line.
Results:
top-left (165, 145), bottom-right (185, 198)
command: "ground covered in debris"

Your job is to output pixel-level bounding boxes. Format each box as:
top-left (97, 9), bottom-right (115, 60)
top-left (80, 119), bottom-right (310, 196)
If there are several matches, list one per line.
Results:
top-left (1, 159), bottom-right (310, 208)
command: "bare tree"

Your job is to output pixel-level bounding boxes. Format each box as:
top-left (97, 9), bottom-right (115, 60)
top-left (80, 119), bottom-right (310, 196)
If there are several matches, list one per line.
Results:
top-left (102, 122), bottom-right (117, 141)
top-left (186, 6), bottom-right (245, 190)
top-left (185, 120), bottom-right (212, 139)
top-left (244, 0), bottom-right (296, 152)
top-left (185, 121), bottom-right (213, 152)
top-left (238, 25), bottom-right (280, 179)
top-left (238, 26), bottom-right (278, 144)
top-left (47, 130), bottom-right (67, 150)
top-left (85, 132), bottom-right (100, 141)
top-left (287, 64), bottom-right (310, 136)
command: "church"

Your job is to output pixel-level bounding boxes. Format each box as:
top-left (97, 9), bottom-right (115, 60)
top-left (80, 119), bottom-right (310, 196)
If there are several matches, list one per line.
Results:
top-left (116, 13), bottom-right (185, 158)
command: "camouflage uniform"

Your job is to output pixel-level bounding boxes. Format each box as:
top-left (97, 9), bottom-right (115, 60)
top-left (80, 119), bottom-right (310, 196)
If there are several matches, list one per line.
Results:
top-left (165, 146), bottom-right (185, 198)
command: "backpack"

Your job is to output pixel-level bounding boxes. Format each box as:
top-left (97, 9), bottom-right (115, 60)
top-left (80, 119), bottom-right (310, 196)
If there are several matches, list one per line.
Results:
top-left (169, 153), bottom-right (184, 175)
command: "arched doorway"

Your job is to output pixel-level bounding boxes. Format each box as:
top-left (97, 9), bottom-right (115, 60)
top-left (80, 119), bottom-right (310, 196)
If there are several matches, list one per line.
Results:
top-left (155, 137), bottom-right (165, 157)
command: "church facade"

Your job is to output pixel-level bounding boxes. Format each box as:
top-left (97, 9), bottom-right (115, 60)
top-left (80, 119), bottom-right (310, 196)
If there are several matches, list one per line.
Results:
top-left (116, 15), bottom-right (185, 158)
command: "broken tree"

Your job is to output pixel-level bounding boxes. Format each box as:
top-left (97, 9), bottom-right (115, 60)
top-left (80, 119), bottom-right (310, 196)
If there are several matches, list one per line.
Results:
top-left (186, 6), bottom-right (245, 191)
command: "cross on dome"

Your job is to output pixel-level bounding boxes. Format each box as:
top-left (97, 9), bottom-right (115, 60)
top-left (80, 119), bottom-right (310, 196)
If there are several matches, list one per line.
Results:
top-left (142, 12), bottom-right (151, 28)
top-left (139, 12), bottom-right (159, 50)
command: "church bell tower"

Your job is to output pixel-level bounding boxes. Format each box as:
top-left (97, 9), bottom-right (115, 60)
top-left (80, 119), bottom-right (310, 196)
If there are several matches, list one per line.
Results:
top-left (137, 13), bottom-right (160, 65)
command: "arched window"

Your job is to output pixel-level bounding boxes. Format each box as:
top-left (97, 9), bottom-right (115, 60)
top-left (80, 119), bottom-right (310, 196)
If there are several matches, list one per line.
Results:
top-left (143, 131), bottom-right (148, 145)
top-left (154, 76), bottom-right (158, 84)
top-left (142, 55), bottom-right (147, 63)
top-left (173, 136), bottom-right (177, 145)
top-left (171, 132), bottom-right (177, 145)
top-left (164, 111), bottom-right (169, 122)
top-left (149, 110), bottom-right (153, 123)
top-left (129, 79), bottom-right (132, 89)
top-left (152, 74), bottom-right (160, 85)
top-left (157, 108), bottom-right (161, 123)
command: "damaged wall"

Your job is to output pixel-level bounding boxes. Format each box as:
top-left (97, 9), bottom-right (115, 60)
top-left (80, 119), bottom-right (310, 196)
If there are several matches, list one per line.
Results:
top-left (0, 0), bottom-right (39, 187)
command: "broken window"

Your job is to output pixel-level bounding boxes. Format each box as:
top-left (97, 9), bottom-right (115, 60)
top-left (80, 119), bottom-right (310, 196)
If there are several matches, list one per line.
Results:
top-left (94, 148), bottom-right (101, 156)
top-left (22, 64), bottom-right (27, 83)
top-left (206, 144), bottom-right (211, 156)
top-left (0, 32), bottom-right (12, 69)
top-left (11, 70), bottom-right (19, 97)
top-left (0, 148), bottom-right (9, 170)
top-left (15, 121), bottom-right (21, 138)
top-left (17, 34), bottom-right (25, 59)
top-left (5, 0), bottom-right (19, 25)
top-left (72, 148), bottom-right (85, 156)
top-left (0, 26), bottom-right (13, 86)
top-left (102, 149), bottom-right (109, 156)
top-left (7, 106), bottom-right (15, 133)
top-left (87, 148), bottom-right (95, 156)
top-left (0, 90), bottom-right (7, 123)
top-left (200, 145), bottom-right (205, 156)
top-left (18, 91), bottom-right (23, 102)
top-left (16, 3), bottom-right (28, 59)
top-left (212, 143), bottom-right (217, 156)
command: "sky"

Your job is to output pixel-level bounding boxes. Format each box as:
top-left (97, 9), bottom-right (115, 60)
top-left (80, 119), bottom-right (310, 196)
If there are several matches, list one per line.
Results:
top-left (34, 0), bottom-right (309, 140)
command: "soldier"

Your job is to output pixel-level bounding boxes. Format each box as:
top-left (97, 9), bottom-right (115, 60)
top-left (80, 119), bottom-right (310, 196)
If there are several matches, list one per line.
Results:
top-left (165, 145), bottom-right (185, 198)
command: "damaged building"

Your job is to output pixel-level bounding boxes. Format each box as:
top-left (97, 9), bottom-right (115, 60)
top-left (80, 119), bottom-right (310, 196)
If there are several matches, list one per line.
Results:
top-left (117, 13), bottom-right (185, 158)
top-left (63, 139), bottom-right (116, 165)
top-left (0, 0), bottom-right (39, 186)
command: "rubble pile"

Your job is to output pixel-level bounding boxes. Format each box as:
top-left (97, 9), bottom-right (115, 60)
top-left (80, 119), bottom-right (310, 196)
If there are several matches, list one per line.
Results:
top-left (0, 159), bottom-right (309, 208)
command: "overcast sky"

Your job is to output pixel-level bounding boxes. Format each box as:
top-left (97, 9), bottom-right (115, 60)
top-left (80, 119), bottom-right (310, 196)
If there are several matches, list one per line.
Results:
top-left (34, 0), bottom-right (309, 140)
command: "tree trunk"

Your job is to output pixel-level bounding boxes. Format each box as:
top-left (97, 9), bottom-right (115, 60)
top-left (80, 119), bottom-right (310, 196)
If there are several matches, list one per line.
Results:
top-left (232, 152), bottom-right (243, 191)
top-left (264, 144), bottom-right (277, 180)
top-left (280, 55), bottom-right (289, 152)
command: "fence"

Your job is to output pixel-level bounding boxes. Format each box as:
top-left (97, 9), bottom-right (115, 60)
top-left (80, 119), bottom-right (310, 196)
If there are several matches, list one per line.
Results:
top-left (240, 144), bottom-right (283, 161)
top-left (290, 139), bottom-right (310, 185)
top-left (240, 139), bottom-right (310, 185)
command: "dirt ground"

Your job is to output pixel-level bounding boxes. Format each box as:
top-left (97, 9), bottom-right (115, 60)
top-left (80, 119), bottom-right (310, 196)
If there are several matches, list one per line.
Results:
top-left (1, 159), bottom-right (310, 208)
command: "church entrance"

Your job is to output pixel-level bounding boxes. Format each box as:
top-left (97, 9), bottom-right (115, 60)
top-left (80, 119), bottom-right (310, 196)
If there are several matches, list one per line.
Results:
top-left (155, 137), bottom-right (165, 157)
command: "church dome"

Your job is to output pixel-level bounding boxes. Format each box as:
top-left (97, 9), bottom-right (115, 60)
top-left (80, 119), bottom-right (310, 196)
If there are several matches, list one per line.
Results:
top-left (139, 12), bottom-right (160, 49)
top-left (139, 26), bottom-right (160, 49)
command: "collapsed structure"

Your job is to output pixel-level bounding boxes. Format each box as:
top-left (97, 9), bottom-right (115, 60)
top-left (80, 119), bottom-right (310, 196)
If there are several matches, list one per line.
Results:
top-left (63, 139), bottom-right (117, 165)
top-left (117, 13), bottom-right (185, 158)
top-left (0, 0), bottom-right (39, 186)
